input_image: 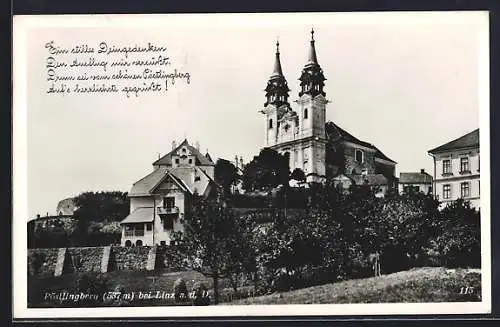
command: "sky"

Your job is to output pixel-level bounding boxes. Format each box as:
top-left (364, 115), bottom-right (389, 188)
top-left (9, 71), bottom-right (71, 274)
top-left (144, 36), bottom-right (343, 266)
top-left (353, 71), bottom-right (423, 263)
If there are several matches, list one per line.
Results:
top-left (17, 12), bottom-right (487, 219)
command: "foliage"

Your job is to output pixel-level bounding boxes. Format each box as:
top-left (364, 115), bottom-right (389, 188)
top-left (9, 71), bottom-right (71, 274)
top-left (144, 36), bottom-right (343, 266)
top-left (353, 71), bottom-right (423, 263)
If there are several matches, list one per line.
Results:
top-left (242, 148), bottom-right (290, 191)
top-left (173, 278), bottom-right (189, 302)
top-left (215, 159), bottom-right (240, 195)
top-left (290, 168), bottom-right (306, 182)
top-left (192, 281), bottom-right (210, 306)
top-left (432, 199), bottom-right (481, 268)
top-left (172, 194), bottom-right (257, 304)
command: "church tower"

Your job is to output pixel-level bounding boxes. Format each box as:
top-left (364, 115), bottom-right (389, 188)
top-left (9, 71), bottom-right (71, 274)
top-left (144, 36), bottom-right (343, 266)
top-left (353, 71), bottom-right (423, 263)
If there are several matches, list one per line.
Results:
top-left (260, 31), bottom-right (328, 183)
top-left (261, 40), bottom-right (291, 147)
top-left (295, 29), bottom-right (329, 182)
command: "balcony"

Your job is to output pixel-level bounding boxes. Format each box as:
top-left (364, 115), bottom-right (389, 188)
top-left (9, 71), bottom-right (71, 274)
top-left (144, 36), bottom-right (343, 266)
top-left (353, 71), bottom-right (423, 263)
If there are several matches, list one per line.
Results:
top-left (124, 229), bottom-right (145, 237)
top-left (157, 206), bottom-right (179, 216)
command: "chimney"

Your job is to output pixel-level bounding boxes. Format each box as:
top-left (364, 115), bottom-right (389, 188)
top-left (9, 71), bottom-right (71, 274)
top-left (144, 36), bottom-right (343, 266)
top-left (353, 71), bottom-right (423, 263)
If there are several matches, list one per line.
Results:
top-left (196, 141), bottom-right (200, 151)
top-left (240, 156), bottom-right (244, 168)
top-left (420, 169), bottom-right (425, 174)
top-left (172, 141), bottom-right (177, 150)
top-left (235, 155), bottom-right (239, 168)
top-left (158, 152), bottom-right (161, 160)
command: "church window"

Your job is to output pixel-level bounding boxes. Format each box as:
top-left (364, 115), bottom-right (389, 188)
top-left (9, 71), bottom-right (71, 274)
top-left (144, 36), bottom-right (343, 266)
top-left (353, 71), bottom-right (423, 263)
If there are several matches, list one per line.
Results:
top-left (355, 149), bottom-right (364, 164)
top-left (188, 158), bottom-right (193, 164)
top-left (175, 158), bottom-right (180, 164)
top-left (304, 108), bottom-right (308, 119)
top-left (269, 119), bottom-right (273, 129)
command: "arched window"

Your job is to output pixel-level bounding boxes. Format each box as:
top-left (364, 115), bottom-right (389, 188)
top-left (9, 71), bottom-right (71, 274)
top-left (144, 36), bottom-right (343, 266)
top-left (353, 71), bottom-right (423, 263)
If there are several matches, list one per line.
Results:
top-left (125, 240), bottom-right (132, 247)
top-left (269, 119), bottom-right (273, 129)
top-left (304, 108), bottom-right (308, 119)
top-left (355, 149), bottom-right (364, 164)
top-left (136, 240), bottom-right (143, 247)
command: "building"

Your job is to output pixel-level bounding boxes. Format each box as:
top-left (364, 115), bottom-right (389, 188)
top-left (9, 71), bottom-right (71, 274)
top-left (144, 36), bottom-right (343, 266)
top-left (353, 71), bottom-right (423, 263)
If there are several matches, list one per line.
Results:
top-left (120, 139), bottom-right (217, 247)
top-left (260, 30), bottom-right (396, 192)
top-left (398, 169), bottom-right (433, 195)
top-left (428, 129), bottom-right (480, 209)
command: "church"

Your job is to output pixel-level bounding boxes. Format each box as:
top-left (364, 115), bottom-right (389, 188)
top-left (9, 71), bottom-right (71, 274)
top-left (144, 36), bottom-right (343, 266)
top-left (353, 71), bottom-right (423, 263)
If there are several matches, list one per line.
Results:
top-left (261, 30), bottom-right (397, 193)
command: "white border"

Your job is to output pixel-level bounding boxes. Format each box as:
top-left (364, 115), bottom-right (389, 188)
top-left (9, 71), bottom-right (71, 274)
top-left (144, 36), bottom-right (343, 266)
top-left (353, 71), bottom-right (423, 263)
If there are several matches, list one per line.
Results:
top-left (12, 11), bottom-right (491, 319)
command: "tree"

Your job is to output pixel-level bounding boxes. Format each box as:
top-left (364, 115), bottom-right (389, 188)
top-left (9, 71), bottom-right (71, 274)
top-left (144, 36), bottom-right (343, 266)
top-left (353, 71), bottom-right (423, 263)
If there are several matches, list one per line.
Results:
top-left (290, 168), bottom-right (306, 182)
top-left (242, 148), bottom-right (290, 191)
top-left (214, 159), bottom-right (239, 195)
top-left (172, 194), bottom-right (255, 304)
top-left (72, 191), bottom-right (129, 246)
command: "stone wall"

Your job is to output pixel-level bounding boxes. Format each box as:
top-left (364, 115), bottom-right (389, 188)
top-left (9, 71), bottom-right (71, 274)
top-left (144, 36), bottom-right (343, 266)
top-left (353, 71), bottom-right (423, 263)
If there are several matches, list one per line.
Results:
top-left (66, 247), bottom-right (103, 273)
top-left (110, 246), bottom-right (151, 271)
top-left (28, 246), bottom-right (161, 276)
top-left (28, 248), bottom-right (59, 275)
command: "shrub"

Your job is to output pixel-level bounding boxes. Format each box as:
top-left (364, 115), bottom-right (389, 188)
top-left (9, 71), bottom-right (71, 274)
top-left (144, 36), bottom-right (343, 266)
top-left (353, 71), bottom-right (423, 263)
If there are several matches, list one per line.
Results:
top-left (173, 278), bottom-right (189, 302)
top-left (28, 252), bottom-right (45, 276)
top-left (192, 281), bottom-right (210, 306)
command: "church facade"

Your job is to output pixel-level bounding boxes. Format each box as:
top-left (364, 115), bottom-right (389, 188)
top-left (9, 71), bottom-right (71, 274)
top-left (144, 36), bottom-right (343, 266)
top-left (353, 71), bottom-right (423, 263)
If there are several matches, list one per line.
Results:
top-left (261, 30), bottom-right (396, 191)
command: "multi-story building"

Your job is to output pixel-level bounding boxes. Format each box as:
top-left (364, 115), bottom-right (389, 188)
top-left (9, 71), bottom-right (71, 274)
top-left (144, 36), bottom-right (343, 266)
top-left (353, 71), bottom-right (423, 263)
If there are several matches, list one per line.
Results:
top-left (428, 129), bottom-right (480, 209)
top-left (120, 139), bottom-right (217, 246)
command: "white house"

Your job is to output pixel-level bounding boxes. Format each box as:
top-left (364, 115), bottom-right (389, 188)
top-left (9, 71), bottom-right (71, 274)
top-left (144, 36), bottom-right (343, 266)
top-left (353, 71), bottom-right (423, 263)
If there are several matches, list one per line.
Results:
top-left (120, 139), bottom-right (217, 246)
top-left (428, 129), bottom-right (480, 210)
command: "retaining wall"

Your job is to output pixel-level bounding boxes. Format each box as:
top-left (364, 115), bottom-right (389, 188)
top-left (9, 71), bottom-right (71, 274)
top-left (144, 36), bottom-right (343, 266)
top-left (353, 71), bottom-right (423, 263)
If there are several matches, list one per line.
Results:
top-left (28, 245), bottom-right (184, 276)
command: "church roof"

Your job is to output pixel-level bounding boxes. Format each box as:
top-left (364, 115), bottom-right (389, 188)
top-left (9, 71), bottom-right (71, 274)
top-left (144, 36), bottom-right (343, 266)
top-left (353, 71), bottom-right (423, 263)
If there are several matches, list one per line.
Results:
top-left (428, 129), bottom-right (479, 154)
top-left (153, 139), bottom-right (215, 166)
top-left (325, 121), bottom-right (396, 163)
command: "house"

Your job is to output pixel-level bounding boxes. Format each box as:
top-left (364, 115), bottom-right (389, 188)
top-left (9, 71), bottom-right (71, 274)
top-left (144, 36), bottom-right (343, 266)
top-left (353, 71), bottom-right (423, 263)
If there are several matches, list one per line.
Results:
top-left (120, 139), bottom-right (217, 247)
top-left (260, 30), bottom-right (396, 193)
top-left (332, 173), bottom-right (389, 198)
top-left (428, 129), bottom-right (480, 210)
top-left (398, 169), bottom-right (433, 195)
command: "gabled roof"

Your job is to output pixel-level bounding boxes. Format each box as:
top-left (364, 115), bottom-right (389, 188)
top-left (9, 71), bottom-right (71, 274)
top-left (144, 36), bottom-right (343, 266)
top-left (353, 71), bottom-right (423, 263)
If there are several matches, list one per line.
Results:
top-left (153, 139), bottom-right (215, 166)
top-left (129, 166), bottom-right (214, 197)
top-left (399, 172), bottom-right (433, 184)
top-left (130, 167), bottom-right (169, 196)
top-left (428, 129), bottom-right (479, 154)
top-left (120, 207), bottom-right (154, 224)
top-left (325, 121), bottom-right (396, 164)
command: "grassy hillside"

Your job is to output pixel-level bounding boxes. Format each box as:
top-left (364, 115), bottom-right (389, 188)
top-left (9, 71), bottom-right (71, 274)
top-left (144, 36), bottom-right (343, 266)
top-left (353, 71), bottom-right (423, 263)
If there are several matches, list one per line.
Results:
top-left (229, 267), bottom-right (481, 304)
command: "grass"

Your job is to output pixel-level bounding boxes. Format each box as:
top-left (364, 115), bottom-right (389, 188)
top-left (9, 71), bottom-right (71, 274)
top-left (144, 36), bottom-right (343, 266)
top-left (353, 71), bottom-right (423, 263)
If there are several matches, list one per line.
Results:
top-left (229, 267), bottom-right (481, 305)
top-left (28, 267), bottom-right (481, 307)
top-left (28, 269), bottom-right (226, 307)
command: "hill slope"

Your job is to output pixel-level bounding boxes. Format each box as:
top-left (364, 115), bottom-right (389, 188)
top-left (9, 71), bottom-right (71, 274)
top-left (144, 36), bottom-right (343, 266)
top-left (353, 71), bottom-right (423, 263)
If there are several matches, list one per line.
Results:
top-left (229, 267), bottom-right (481, 304)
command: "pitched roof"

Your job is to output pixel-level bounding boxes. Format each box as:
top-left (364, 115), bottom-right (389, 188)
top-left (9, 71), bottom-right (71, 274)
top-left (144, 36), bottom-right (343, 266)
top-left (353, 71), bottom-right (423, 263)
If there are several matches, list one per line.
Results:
top-left (399, 172), bottom-right (433, 184)
top-left (153, 139), bottom-right (215, 166)
top-left (348, 174), bottom-right (388, 186)
top-left (129, 166), bottom-right (169, 196)
top-left (325, 121), bottom-right (396, 163)
top-left (120, 207), bottom-right (154, 224)
top-left (129, 166), bottom-right (214, 197)
top-left (428, 129), bottom-right (479, 154)
top-left (205, 152), bottom-right (214, 163)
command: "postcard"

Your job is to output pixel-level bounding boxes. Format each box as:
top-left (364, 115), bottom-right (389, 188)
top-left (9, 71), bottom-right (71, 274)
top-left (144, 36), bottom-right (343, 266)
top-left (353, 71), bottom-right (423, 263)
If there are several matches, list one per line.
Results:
top-left (12, 11), bottom-right (491, 319)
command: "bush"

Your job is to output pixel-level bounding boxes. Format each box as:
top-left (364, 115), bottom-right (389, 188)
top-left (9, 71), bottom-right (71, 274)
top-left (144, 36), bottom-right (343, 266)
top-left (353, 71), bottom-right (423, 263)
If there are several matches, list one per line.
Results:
top-left (28, 252), bottom-right (45, 276)
top-left (173, 278), bottom-right (189, 302)
top-left (192, 281), bottom-right (210, 306)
